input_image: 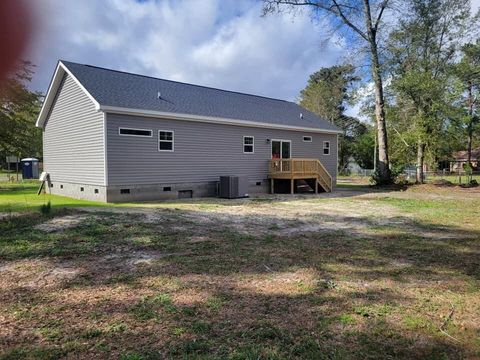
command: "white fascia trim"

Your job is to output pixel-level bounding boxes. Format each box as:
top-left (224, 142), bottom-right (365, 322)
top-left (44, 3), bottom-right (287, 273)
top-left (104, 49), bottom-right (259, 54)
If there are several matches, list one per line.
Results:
top-left (99, 105), bottom-right (344, 135)
top-left (103, 112), bottom-right (108, 186)
top-left (36, 61), bottom-right (100, 128)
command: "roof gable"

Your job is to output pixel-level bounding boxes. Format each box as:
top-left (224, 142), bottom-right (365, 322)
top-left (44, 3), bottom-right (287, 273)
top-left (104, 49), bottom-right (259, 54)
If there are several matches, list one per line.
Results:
top-left (36, 62), bottom-right (100, 127)
top-left (453, 147), bottom-right (480, 160)
top-left (37, 60), bottom-right (341, 134)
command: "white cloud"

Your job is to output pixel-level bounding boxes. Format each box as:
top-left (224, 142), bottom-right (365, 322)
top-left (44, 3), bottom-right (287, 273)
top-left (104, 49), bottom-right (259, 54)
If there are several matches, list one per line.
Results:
top-left (473, 0), bottom-right (480, 11)
top-left (26, 0), bottom-right (344, 101)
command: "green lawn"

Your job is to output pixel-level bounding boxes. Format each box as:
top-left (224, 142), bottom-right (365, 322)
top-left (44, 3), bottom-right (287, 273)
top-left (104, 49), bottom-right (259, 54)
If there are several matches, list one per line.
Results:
top-left (0, 181), bottom-right (107, 213)
top-left (337, 172), bottom-right (480, 185)
top-left (424, 173), bottom-right (480, 184)
top-left (0, 181), bottom-right (479, 359)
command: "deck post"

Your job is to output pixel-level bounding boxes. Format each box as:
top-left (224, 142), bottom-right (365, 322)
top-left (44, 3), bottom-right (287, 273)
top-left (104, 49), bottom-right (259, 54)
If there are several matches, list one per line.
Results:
top-left (315, 179), bottom-right (318, 194)
top-left (291, 179), bottom-right (294, 194)
top-left (271, 179), bottom-right (274, 194)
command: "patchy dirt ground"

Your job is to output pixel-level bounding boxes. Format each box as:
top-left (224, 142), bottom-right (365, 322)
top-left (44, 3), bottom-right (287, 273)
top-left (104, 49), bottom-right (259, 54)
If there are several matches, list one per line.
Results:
top-left (78, 187), bottom-right (475, 240)
top-left (34, 214), bottom-right (94, 232)
top-left (1, 185), bottom-right (479, 359)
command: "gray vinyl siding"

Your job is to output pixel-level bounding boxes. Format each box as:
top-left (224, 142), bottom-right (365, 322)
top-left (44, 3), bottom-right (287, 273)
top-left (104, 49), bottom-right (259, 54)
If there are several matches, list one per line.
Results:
top-left (43, 74), bottom-right (105, 185)
top-left (106, 113), bottom-right (337, 186)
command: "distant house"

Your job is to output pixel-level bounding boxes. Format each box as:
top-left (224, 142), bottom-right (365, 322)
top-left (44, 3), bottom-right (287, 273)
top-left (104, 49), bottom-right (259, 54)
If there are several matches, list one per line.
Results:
top-left (343, 156), bottom-right (368, 175)
top-left (36, 61), bottom-right (341, 202)
top-left (450, 147), bottom-right (480, 172)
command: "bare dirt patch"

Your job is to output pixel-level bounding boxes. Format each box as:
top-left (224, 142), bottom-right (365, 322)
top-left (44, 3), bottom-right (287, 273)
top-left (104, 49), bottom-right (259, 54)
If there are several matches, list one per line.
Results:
top-left (79, 188), bottom-right (471, 241)
top-left (34, 214), bottom-right (93, 232)
top-left (0, 259), bottom-right (81, 290)
top-left (101, 250), bottom-right (188, 269)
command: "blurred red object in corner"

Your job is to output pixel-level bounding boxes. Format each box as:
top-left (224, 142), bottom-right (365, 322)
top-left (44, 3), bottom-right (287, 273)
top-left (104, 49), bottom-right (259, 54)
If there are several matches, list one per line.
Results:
top-left (0, 0), bottom-right (32, 85)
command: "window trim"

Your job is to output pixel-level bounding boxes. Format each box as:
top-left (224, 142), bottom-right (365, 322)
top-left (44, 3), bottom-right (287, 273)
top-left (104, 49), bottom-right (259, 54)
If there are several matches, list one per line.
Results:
top-left (303, 136), bottom-right (312, 142)
top-left (243, 136), bottom-right (255, 154)
top-left (118, 127), bottom-right (153, 137)
top-left (158, 130), bottom-right (175, 152)
top-left (323, 141), bottom-right (331, 155)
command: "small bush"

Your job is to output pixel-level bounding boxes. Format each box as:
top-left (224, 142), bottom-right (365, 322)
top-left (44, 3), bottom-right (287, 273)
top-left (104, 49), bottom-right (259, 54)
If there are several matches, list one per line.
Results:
top-left (460, 179), bottom-right (479, 188)
top-left (40, 201), bottom-right (51, 215)
top-left (394, 173), bottom-right (409, 185)
top-left (370, 170), bottom-right (398, 186)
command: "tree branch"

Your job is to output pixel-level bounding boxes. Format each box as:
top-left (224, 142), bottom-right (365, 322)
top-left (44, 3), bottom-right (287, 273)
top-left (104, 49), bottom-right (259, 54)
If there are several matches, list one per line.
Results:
top-left (264, 0), bottom-right (368, 41)
top-left (373, 0), bottom-right (389, 32)
top-left (332, 0), bottom-right (369, 41)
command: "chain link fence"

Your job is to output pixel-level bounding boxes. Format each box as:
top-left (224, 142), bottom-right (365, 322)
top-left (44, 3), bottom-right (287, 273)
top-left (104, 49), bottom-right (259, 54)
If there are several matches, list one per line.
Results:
top-left (343, 167), bottom-right (480, 186)
top-left (403, 169), bottom-right (480, 185)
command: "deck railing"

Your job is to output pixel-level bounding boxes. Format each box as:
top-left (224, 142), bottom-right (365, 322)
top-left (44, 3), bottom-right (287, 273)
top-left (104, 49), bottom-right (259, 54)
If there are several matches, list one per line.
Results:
top-left (269, 158), bottom-right (333, 192)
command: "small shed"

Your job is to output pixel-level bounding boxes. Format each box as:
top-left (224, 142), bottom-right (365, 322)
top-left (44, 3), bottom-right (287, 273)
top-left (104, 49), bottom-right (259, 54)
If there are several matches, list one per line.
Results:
top-left (21, 158), bottom-right (39, 179)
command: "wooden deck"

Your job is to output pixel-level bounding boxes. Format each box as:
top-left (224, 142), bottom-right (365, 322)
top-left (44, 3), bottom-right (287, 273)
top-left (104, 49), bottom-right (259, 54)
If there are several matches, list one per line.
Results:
top-left (268, 158), bottom-right (333, 193)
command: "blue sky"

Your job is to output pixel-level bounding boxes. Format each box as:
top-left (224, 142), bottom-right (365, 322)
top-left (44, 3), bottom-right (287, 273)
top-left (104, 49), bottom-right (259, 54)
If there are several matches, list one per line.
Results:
top-left (27, 0), bottom-right (480, 107)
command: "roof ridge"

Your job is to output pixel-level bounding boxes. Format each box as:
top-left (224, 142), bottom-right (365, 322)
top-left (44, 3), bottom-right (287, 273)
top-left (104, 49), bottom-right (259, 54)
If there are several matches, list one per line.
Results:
top-left (60, 60), bottom-right (292, 104)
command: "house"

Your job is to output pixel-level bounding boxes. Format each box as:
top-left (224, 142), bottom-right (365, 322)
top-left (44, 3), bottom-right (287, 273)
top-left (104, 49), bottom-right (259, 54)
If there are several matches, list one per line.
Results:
top-left (342, 156), bottom-right (372, 176)
top-left (36, 61), bottom-right (341, 202)
top-left (450, 147), bottom-right (480, 172)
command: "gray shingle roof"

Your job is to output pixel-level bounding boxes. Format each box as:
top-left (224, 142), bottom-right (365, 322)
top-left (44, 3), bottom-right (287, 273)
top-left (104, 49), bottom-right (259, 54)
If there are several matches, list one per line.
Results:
top-left (62, 61), bottom-right (340, 132)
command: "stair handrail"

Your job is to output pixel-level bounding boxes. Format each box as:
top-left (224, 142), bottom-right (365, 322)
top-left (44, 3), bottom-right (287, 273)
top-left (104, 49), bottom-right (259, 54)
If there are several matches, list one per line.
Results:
top-left (316, 160), bottom-right (332, 191)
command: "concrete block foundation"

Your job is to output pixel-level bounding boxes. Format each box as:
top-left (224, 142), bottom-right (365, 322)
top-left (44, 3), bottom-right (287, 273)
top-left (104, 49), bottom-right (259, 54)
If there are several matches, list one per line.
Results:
top-left (48, 181), bottom-right (107, 202)
top-left (46, 179), bottom-right (271, 203)
top-left (106, 180), bottom-right (270, 202)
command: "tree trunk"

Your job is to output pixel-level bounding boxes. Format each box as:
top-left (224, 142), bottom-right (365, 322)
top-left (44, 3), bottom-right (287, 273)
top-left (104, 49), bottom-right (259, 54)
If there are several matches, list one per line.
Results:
top-left (416, 142), bottom-right (425, 184)
top-left (466, 81), bottom-right (474, 166)
top-left (467, 123), bottom-right (473, 165)
top-left (364, 0), bottom-right (391, 184)
top-left (371, 47), bottom-right (391, 183)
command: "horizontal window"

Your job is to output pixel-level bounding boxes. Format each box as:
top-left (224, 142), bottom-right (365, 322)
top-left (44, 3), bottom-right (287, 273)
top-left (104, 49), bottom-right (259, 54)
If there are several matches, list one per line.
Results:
top-left (323, 141), bottom-right (330, 155)
top-left (303, 136), bottom-right (312, 142)
top-left (119, 128), bottom-right (152, 137)
top-left (159, 130), bottom-right (174, 151)
top-left (243, 136), bottom-right (254, 153)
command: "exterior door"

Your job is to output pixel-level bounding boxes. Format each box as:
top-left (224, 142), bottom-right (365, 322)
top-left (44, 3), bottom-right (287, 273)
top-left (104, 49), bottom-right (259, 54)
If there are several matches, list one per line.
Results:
top-left (271, 140), bottom-right (291, 159)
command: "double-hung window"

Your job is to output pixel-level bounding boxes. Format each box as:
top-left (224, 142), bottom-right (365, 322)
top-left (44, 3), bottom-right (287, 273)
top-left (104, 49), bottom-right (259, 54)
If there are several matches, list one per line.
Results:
top-left (243, 136), bottom-right (254, 153)
top-left (159, 130), bottom-right (174, 151)
top-left (323, 141), bottom-right (330, 155)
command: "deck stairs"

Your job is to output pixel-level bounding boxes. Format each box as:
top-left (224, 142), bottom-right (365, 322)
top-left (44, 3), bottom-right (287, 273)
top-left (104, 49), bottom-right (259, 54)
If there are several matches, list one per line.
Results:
top-left (268, 158), bottom-right (332, 193)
